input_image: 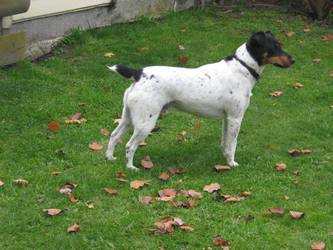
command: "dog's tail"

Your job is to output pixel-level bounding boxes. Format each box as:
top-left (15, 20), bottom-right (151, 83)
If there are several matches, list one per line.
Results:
top-left (107, 64), bottom-right (143, 82)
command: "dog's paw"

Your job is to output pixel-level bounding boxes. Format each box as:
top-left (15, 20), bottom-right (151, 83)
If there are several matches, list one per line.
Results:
top-left (127, 165), bottom-right (139, 171)
top-left (105, 153), bottom-right (117, 161)
top-left (228, 160), bottom-right (239, 167)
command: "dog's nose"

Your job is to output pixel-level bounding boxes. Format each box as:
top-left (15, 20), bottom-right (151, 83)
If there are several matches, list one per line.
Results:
top-left (290, 57), bottom-right (296, 65)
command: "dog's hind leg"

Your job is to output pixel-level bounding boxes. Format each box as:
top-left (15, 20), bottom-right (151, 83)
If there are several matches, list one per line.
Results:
top-left (125, 112), bottom-right (160, 170)
top-left (105, 106), bottom-right (132, 161)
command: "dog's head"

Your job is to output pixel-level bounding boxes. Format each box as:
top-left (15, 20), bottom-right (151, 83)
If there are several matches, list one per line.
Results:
top-left (246, 31), bottom-right (295, 68)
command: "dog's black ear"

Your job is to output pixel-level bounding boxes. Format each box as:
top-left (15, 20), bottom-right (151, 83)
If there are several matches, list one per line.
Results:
top-left (246, 31), bottom-right (267, 65)
top-left (248, 31), bottom-right (266, 48)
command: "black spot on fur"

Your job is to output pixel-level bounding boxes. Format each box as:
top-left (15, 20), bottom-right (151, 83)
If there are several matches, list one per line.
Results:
top-left (230, 91), bottom-right (233, 95)
top-left (149, 114), bottom-right (152, 118)
top-left (115, 65), bottom-right (143, 81)
top-left (149, 75), bottom-right (155, 80)
top-left (205, 73), bottom-right (211, 79)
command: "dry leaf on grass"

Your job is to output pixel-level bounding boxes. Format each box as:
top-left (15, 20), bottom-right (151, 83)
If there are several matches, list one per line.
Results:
top-left (104, 52), bottom-right (115, 57)
top-left (141, 156), bottom-right (154, 169)
top-left (116, 172), bottom-right (126, 177)
top-left (270, 91), bottom-right (284, 97)
top-left (149, 216), bottom-right (193, 234)
top-left (105, 188), bottom-right (118, 195)
top-left (43, 208), bottom-right (63, 216)
top-left (0, 180), bottom-right (4, 187)
top-left (178, 45), bottom-right (185, 50)
top-left (288, 149), bottom-right (311, 155)
top-left (59, 182), bottom-right (78, 194)
top-left (275, 163), bottom-right (287, 171)
top-left (116, 178), bottom-right (128, 182)
top-left (158, 188), bottom-right (177, 198)
top-left (48, 121), bottom-right (60, 131)
top-left (68, 192), bottom-right (79, 202)
top-left (141, 196), bottom-right (155, 204)
top-left (215, 165), bottom-right (231, 171)
top-left (50, 171), bottom-right (62, 175)
top-left (158, 172), bottom-right (169, 181)
top-left (311, 242), bottom-right (325, 250)
top-left (312, 58), bottom-right (321, 62)
top-left (14, 178), bottom-right (29, 186)
top-left (178, 56), bottom-right (188, 63)
top-left (213, 235), bottom-right (231, 246)
top-left (168, 166), bottom-right (184, 175)
top-left (240, 191), bottom-right (251, 196)
top-left (139, 141), bottom-right (147, 147)
top-left (171, 200), bottom-right (196, 209)
top-left (203, 183), bottom-right (221, 193)
top-left (85, 203), bottom-right (94, 209)
top-left (188, 189), bottom-right (203, 199)
top-left (224, 196), bottom-right (245, 203)
top-left (65, 118), bottom-right (88, 124)
top-left (67, 223), bottom-right (81, 233)
top-left (130, 180), bottom-right (151, 189)
top-left (88, 142), bottom-right (104, 151)
top-left (101, 128), bottom-right (110, 135)
top-left (269, 207), bottom-right (285, 215)
top-left (289, 211), bottom-right (304, 219)
top-left (294, 179), bottom-right (299, 184)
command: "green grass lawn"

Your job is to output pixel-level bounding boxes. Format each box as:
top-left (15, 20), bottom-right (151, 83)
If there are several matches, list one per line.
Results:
top-left (0, 6), bottom-right (332, 249)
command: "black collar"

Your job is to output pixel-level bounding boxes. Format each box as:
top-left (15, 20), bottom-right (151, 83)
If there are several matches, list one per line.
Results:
top-left (233, 55), bottom-right (260, 81)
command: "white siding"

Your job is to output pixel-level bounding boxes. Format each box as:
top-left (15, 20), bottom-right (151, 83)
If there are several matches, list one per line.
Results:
top-left (13, 0), bottom-right (111, 22)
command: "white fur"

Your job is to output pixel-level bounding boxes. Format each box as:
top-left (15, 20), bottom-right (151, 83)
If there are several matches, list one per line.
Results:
top-left (106, 43), bottom-right (264, 170)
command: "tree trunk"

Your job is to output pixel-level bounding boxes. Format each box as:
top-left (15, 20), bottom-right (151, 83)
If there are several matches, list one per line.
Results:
top-left (307, 0), bottom-right (333, 20)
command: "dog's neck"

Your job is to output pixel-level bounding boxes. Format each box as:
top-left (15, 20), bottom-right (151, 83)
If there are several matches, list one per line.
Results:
top-left (234, 43), bottom-right (265, 79)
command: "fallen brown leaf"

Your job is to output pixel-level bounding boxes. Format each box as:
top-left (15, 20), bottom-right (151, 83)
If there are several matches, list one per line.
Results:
top-left (312, 58), bottom-right (321, 62)
top-left (14, 178), bottom-right (28, 186)
top-left (270, 91), bottom-right (283, 97)
top-left (88, 142), bottom-right (104, 151)
top-left (104, 52), bottom-right (115, 57)
top-left (168, 166), bottom-right (184, 175)
top-left (0, 180), bottom-right (4, 187)
top-left (48, 121), bottom-right (60, 131)
top-left (159, 188), bottom-right (177, 198)
top-left (269, 207), bottom-right (284, 215)
top-left (113, 118), bottom-right (121, 124)
top-left (105, 188), bottom-right (118, 195)
top-left (203, 183), bottom-right (221, 193)
top-left (284, 195), bottom-right (290, 200)
top-left (68, 192), bottom-right (79, 202)
top-left (304, 28), bottom-right (311, 32)
top-left (311, 242), bottom-right (325, 250)
top-left (180, 224), bottom-right (194, 231)
top-left (43, 208), bottom-right (63, 216)
top-left (139, 141), bottom-right (147, 147)
top-left (85, 203), bottom-right (94, 209)
top-left (289, 211), bottom-right (304, 219)
top-left (180, 130), bottom-right (187, 136)
top-left (141, 47), bottom-right (149, 51)
top-left (67, 223), bottom-right (81, 233)
top-left (116, 178), bottom-right (128, 182)
top-left (213, 235), bottom-right (231, 246)
top-left (50, 171), bottom-right (62, 175)
top-left (101, 128), bottom-right (110, 136)
top-left (294, 179), bottom-right (299, 184)
top-left (130, 180), bottom-right (151, 189)
top-left (141, 196), bottom-right (155, 204)
top-left (116, 172), bottom-right (126, 177)
top-left (224, 196), bottom-right (245, 203)
top-left (241, 191), bottom-right (252, 196)
top-left (330, 73), bottom-right (333, 78)
top-left (275, 163), bottom-right (287, 171)
top-left (141, 156), bottom-right (154, 169)
top-left (178, 45), bottom-right (185, 50)
top-left (215, 165), bottom-right (231, 171)
top-left (286, 31), bottom-right (295, 37)
top-left (158, 172), bottom-right (169, 181)
top-left (188, 189), bottom-right (203, 199)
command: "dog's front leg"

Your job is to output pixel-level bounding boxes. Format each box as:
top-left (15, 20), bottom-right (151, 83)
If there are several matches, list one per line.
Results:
top-left (222, 116), bottom-right (242, 167)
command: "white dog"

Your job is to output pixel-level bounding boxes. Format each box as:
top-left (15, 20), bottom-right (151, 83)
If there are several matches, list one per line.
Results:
top-left (105, 31), bottom-right (295, 170)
